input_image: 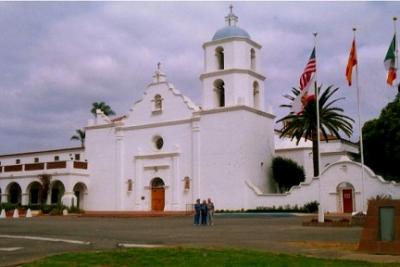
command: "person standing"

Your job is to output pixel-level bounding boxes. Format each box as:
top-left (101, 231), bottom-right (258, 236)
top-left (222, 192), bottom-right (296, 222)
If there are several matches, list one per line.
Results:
top-left (200, 200), bottom-right (208, 225)
top-left (207, 198), bottom-right (215, 226)
top-left (193, 199), bottom-right (201, 225)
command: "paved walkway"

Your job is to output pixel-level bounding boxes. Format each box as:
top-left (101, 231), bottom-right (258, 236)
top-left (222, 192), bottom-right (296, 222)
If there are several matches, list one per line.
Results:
top-left (0, 214), bottom-right (399, 266)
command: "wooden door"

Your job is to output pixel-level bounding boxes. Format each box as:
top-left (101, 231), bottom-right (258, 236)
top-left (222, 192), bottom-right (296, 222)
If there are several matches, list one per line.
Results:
top-left (342, 189), bottom-right (353, 213)
top-left (151, 188), bottom-right (165, 211)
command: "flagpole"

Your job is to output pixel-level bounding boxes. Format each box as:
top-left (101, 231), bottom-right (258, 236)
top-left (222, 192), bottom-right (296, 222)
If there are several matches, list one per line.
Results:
top-left (394, 17), bottom-right (399, 92)
top-left (314, 32), bottom-right (323, 223)
top-left (394, 17), bottom-right (398, 71)
top-left (353, 28), bottom-right (366, 213)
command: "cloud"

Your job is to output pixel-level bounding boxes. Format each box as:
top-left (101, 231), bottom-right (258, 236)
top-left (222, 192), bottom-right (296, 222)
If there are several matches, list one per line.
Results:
top-left (0, 2), bottom-right (398, 153)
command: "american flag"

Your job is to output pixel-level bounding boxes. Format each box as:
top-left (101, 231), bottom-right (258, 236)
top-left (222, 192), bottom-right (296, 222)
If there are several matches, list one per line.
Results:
top-left (300, 47), bottom-right (316, 90)
top-left (291, 47), bottom-right (316, 114)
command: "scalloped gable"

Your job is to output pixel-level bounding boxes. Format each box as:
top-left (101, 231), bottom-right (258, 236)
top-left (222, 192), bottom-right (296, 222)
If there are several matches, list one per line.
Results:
top-left (124, 81), bottom-right (200, 126)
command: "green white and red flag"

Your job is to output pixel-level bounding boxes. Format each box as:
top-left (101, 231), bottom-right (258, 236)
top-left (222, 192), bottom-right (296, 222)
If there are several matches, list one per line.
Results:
top-left (384, 34), bottom-right (397, 86)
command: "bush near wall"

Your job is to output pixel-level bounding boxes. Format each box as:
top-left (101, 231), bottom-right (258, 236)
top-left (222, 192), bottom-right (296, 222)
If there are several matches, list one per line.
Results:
top-left (272, 157), bottom-right (306, 192)
top-left (1, 203), bottom-right (83, 215)
top-left (216, 201), bottom-right (319, 213)
top-left (0, 203), bottom-right (19, 211)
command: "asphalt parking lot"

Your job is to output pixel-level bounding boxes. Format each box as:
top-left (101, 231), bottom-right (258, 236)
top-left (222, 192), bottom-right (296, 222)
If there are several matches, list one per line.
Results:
top-left (0, 213), bottom-right (398, 266)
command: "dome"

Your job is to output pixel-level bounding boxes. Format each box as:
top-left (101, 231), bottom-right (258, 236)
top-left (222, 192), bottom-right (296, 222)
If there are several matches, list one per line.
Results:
top-left (212, 26), bottom-right (250, 41)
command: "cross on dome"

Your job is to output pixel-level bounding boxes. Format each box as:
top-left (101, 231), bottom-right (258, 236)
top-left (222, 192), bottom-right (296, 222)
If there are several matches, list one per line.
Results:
top-left (225, 5), bottom-right (238, 26)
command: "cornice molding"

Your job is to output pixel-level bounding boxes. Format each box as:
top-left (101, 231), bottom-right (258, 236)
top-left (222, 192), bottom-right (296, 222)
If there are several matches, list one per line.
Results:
top-left (195, 105), bottom-right (275, 119)
top-left (203, 37), bottom-right (262, 49)
top-left (200, 69), bottom-right (266, 81)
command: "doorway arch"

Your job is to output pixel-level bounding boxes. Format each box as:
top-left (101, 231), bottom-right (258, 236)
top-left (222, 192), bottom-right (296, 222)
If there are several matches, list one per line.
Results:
top-left (73, 182), bottom-right (88, 210)
top-left (7, 182), bottom-right (22, 205)
top-left (150, 177), bottom-right (165, 211)
top-left (27, 181), bottom-right (43, 205)
top-left (337, 182), bottom-right (355, 213)
top-left (50, 180), bottom-right (65, 205)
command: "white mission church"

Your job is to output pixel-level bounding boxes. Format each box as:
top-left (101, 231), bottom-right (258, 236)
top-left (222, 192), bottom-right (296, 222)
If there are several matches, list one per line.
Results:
top-left (0, 9), bottom-right (399, 213)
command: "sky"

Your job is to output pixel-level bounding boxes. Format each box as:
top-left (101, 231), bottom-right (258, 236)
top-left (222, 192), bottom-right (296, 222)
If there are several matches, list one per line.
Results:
top-left (0, 1), bottom-right (399, 154)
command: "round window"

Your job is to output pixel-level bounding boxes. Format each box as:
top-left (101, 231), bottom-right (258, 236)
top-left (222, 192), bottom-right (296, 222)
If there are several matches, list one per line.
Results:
top-left (154, 136), bottom-right (164, 150)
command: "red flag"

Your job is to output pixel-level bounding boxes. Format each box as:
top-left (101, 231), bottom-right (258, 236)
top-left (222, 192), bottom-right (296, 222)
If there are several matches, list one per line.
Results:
top-left (346, 38), bottom-right (357, 86)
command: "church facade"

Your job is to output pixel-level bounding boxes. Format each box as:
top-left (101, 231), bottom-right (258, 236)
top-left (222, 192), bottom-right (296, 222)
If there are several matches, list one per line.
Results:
top-left (0, 9), bottom-right (399, 213)
top-left (84, 9), bottom-right (275, 211)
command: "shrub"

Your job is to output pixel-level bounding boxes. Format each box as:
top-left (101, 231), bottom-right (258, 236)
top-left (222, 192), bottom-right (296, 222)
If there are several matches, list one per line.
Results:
top-left (24, 204), bottom-right (42, 210)
top-left (272, 157), bottom-right (305, 192)
top-left (68, 206), bottom-right (83, 214)
top-left (49, 207), bottom-right (64, 216)
top-left (303, 201), bottom-right (319, 213)
top-left (41, 204), bottom-right (57, 214)
top-left (0, 203), bottom-right (18, 211)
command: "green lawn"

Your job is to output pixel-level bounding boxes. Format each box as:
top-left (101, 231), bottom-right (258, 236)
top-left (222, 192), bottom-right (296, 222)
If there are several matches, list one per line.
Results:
top-left (22, 247), bottom-right (398, 267)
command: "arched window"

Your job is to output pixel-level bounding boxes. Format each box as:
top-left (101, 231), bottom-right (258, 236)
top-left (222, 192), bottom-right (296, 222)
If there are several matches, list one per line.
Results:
top-left (250, 48), bottom-right (256, 70)
top-left (151, 177), bottom-right (165, 188)
top-left (214, 79), bottom-right (225, 107)
top-left (215, 47), bottom-right (224, 70)
top-left (154, 94), bottom-right (163, 111)
top-left (253, 81), bottom-right (260, 108)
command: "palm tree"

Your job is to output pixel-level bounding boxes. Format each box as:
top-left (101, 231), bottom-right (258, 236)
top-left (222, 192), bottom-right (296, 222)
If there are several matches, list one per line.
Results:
top-left (71, 129), bottom-right (86, 147)
top-left (91, 101), bottom-right (116, 117)
top-left (277, 85), bottom-right (354, 177)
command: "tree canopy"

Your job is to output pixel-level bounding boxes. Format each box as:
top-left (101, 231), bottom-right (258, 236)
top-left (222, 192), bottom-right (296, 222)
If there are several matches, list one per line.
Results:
top-left (272, 157), bottom-right (305, 192)
top-left (277, 85), bottom-right (354, 177)
top-left (91, 101), bottom-right (116, 117)
top-left (362, 97), bottom-right (400, 182)
top-left (70, 129), bottom-right (85, 147)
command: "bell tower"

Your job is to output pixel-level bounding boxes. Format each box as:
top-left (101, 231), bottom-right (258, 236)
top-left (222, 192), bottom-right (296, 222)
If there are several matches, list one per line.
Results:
top-left (200, 6), bottom-right (266, 111)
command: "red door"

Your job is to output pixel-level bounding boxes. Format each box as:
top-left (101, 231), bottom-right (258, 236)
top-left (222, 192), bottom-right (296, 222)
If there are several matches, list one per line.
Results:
top-left (151, 188), bottom-right (165, 211)
top-left (342, 189), bottom-right (353, 213)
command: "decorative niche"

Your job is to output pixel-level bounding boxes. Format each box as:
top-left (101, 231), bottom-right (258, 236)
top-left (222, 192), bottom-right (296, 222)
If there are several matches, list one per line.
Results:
top-left (183, 176), bottom-right (190, 191)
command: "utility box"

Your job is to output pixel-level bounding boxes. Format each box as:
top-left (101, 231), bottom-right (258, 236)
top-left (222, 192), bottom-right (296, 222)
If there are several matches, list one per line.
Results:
top-left (359, 199), bottom-right (400, 255)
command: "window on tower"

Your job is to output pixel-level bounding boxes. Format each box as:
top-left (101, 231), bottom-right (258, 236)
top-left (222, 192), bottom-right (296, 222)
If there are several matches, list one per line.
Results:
top-left (250, 48), bottom-right (256, 70)
top-left (214, 79), bottom-right (225, 107)
top-left (215, 47), bottom-right (224, 70)
top-left (253, 81), bottom-right (260, 109)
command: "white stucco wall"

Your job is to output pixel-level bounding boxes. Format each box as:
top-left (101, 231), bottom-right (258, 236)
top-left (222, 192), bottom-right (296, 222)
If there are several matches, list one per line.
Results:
top-left (245, 157), bottom-right (400, 213)
top-left (117, 121), bottom-right (195, 211)
top-left (198, 106), bottom-right (275, 210)
top-left (275, 133), bottom-right (359, 180)
top-left (125, 82), bottom-right (198, 126)
top-left (85, 125), bottom-right (118, 210)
